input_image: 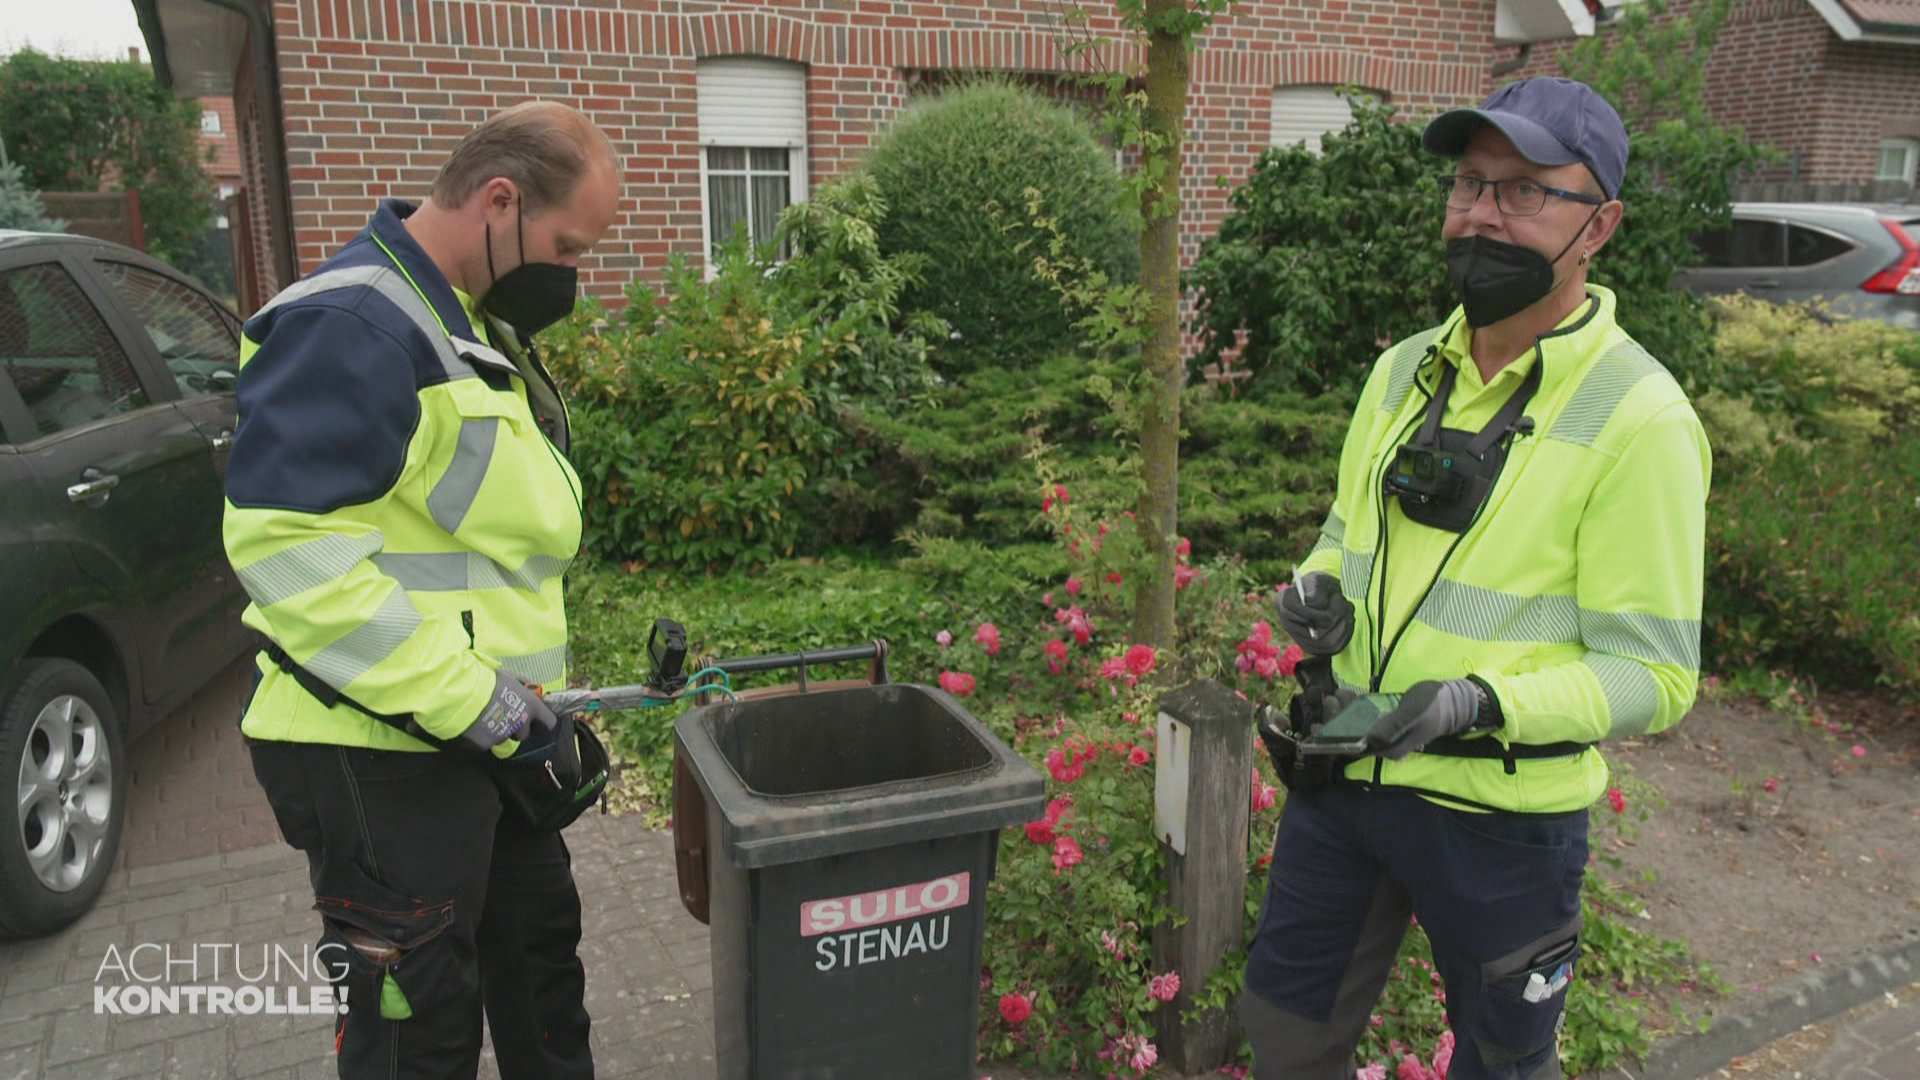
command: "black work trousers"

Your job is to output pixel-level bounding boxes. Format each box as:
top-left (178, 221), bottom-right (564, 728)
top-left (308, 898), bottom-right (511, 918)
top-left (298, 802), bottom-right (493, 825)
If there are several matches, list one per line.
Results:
top-left (250, 739), bottom-right (594, 1080)
top-left (1241, 783), bottom-right (1588, 1080)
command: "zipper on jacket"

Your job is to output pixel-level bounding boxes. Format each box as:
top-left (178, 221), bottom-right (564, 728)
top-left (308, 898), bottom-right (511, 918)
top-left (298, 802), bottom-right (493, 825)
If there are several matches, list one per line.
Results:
top-left (1368, 342), bottom-right (1535, 691)
top-left (1367, 375), bottom-right (1433, 692)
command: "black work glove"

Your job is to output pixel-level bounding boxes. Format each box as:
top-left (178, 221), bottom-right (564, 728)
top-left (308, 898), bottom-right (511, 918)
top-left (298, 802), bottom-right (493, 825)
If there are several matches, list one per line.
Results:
top-left (461, 669), bottom-right (560, 753)
top-left (1275, 572), bottom-right (1355, 656)
top-left (1364, 678), bottom-right (1489, 761)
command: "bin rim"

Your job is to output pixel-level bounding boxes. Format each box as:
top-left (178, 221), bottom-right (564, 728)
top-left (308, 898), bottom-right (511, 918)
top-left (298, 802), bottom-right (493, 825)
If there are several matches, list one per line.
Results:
top-left (673, 682), bottom-right (1047, 868)
top-left (681, 682), bottom-right (995, 801)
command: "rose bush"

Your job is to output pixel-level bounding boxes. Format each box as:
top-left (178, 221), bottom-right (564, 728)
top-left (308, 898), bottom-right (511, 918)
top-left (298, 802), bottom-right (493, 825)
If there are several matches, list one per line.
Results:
top-left (957, 481), bottom-right (1716, 1078)
top-left (566, 478), bottom-right (1719, 1076)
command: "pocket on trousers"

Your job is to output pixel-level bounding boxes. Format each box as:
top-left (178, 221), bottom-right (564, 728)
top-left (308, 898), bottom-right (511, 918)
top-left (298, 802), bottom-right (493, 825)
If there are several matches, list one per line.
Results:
top-left (1474, 913), bottom-right (1582, 1071)
top-left (313, 862), bottom-right (461, 1022)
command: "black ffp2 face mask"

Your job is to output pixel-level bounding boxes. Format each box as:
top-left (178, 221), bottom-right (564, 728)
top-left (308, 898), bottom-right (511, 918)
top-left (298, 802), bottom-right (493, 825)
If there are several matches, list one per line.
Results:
top-left (1444, 210), bottom-right (1596, 328)
top-left (482, 199), bottom-right (578, 339)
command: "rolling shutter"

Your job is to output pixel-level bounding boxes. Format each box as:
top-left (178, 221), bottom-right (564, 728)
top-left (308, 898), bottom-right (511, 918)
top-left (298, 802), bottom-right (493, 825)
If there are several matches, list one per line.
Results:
top-left (697, 58), bottom-right (807, 148)
top-left (1271, 86), bottom-right (1371, 156)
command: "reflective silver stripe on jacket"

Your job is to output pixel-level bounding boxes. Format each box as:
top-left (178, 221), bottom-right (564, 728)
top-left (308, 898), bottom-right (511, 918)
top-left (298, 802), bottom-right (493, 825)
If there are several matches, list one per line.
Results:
top-left (373, 552), bottom-right (570, 593)
top-left (253, 265), bottom-right (475, 385)
top-left (1545, 341), bottom-right (1667, 448)
top-left (237, 532), bottom-right (386, 608)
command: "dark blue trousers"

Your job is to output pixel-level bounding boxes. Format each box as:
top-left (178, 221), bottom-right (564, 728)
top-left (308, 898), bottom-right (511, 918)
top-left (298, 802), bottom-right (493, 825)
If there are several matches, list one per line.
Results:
top-left (1241, 783), bottom-right (1588, 1080)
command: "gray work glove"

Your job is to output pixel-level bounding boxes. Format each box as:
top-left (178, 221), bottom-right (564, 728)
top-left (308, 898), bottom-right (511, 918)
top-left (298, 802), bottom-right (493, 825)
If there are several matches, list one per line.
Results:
top-left (461, 669), bottom-right (559, 753)
top-left (1364, 678), bottom-right (1487, 760)
top-left (1275, 572), bottom-right (1355, 656)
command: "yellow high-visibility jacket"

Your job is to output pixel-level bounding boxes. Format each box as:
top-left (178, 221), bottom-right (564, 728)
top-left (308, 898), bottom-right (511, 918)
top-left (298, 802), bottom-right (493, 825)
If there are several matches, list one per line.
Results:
top-left (1299, 285), bottom-right (1711, 813)
top-left (222, 200), bottom-right (582, 753)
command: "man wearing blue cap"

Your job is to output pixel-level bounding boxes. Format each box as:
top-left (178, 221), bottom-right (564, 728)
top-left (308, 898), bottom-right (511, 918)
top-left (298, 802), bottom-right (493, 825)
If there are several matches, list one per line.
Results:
top-left (1241, 77), bottom-right (1712, 1079)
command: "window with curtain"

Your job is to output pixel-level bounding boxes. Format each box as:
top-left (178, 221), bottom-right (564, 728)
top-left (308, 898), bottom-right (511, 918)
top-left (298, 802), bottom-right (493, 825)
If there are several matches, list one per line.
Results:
top-left (697, 57), bottom-right (809, 265)
top-left (705, 147), bottom-right (794, 257)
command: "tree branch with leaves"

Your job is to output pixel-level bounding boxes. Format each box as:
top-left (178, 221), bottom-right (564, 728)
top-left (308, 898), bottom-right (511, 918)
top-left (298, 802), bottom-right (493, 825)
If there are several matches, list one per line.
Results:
top-left (1044, 0), bottom-right (1241, 649)
top-left (0, 49), bottom-right (214, 265)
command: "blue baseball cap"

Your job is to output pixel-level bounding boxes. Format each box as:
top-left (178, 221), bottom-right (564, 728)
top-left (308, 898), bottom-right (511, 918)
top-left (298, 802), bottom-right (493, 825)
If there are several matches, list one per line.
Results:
top-left (1423, 77), bottom-right (1629, 200)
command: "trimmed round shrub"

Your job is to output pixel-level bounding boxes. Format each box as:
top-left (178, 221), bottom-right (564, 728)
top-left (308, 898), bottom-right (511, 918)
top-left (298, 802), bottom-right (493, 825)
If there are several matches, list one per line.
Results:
top-left (863, 79), bottom-right (1136, 373)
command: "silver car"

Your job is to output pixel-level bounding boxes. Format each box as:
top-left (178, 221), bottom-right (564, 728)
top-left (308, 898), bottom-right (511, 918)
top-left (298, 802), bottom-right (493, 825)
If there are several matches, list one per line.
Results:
top-left (1679, 202), bottom-right (1920, 329)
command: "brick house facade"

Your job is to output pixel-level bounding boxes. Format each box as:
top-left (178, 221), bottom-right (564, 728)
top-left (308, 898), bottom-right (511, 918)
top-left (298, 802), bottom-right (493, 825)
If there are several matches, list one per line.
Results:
top-left (1514, 0), bottom-right (1920, 196)
top-left (138, 0), bottom-right (1618, 314)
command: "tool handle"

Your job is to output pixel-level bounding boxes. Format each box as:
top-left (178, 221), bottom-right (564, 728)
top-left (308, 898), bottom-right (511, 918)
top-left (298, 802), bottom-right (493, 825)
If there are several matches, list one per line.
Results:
top-left (706, 641), bottom-right (889, 682)
top-left (542, 684), bottom-right (674, 715)
top-left (543, 640), bottom-right (891, 713)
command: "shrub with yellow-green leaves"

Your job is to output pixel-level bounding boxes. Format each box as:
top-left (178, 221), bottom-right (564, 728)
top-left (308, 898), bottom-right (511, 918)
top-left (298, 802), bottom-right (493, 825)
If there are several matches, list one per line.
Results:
top-left (1705, 294), bottom-right (1920, 454)
top-left (542, 175), bottom-right (944, 570)
top-left (1701, 296), bottom-right (1920, 693)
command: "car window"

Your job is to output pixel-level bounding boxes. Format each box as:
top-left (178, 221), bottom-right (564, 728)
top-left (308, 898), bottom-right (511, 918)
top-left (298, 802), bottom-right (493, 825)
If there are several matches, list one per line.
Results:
top-left (1694, 219), bottom-right (1785, 268)
top-left (95, 261), bottom-right (240, 400)
top-left (0, 262), bottom-right (149, 438)
top-left (1786, 225), bottom-right (1854, 268)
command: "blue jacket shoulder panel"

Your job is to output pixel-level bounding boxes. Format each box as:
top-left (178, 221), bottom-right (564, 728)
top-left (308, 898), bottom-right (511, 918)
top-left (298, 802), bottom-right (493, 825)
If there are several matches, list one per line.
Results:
top-left (227, 301), bottom-right (424, 514)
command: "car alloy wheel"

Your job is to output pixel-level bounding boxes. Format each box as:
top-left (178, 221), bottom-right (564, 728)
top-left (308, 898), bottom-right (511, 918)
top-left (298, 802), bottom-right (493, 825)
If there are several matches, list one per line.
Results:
top-left (17, 690), bottom-right (114, 892)
top-left (0, 658), bottom-right (126, 938)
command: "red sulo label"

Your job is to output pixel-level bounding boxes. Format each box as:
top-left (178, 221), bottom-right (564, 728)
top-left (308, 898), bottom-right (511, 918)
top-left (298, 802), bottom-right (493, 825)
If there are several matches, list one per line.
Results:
top-left (799, 872), bottom-right (971, 937)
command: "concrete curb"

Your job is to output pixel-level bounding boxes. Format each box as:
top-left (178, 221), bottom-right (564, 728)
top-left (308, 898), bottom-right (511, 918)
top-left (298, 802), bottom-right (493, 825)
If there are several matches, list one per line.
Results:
top-left (1608, 927), bottom-right (1920, 1080)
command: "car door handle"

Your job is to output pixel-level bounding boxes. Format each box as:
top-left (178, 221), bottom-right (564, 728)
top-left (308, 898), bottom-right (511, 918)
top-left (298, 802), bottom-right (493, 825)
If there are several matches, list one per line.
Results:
top-left (212, 430), bottom-right (234, 451)
top-left (66, 467), bottom-right (121, 504)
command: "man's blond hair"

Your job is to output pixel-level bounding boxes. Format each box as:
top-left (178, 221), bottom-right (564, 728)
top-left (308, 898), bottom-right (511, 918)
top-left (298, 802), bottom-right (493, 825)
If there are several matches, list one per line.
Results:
top-left (430, 101), bottom-right (617, 215)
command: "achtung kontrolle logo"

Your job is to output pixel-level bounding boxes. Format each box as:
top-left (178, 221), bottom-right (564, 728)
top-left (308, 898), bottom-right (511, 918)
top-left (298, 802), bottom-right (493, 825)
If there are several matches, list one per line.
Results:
top-left (92, 943), bottom-right (350, 1016)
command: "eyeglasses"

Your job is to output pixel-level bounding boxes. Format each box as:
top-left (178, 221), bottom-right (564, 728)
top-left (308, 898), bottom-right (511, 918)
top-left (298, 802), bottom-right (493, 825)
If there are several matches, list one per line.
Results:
top-left (1435, 175), bottom-right (1605, 218)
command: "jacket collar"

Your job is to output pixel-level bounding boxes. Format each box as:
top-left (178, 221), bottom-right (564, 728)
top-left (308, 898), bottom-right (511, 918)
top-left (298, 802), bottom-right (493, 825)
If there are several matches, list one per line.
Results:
top-left (364, 199), bottom-right (487, 346)
top-left (364, 199), bottom-right (525, 376)
top-left (1426, 284), bottom-right (1616, 401)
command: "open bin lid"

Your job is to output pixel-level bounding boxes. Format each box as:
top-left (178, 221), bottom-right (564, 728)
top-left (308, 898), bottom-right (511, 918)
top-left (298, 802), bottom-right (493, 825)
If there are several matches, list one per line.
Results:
top-left (674, 684), bottom-right (1046, 869)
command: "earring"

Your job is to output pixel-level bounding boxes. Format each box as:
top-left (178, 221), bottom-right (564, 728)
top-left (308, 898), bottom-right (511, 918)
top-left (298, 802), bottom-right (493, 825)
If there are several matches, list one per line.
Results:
top-left (1578, 252), bottom-right (1589, 266)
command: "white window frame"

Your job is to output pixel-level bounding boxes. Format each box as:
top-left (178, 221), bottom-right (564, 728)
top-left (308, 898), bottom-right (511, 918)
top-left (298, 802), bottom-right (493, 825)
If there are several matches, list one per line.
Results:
top-left (696, 58), bottom-right (809, 272)
top-left (699, 147), bottom-right (802, 260)
top-left (1878, 138), bottom-right (1920, 185)
top-left (200, 110), bottom-right (222, 135)
top-left (1271, 85), bottom-right (1379, 157)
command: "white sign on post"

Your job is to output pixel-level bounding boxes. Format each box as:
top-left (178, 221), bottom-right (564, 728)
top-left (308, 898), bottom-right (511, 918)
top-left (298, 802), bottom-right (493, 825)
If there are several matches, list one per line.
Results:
top-left (1154, 710), bottom-right (1191, 855)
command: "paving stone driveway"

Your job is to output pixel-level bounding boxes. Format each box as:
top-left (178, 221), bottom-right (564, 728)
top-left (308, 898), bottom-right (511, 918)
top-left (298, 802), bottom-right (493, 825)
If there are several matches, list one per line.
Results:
top-left (0, 659), bottom-right (716, 1080)
top-left (22, 660), bottom-right (1908, 1080)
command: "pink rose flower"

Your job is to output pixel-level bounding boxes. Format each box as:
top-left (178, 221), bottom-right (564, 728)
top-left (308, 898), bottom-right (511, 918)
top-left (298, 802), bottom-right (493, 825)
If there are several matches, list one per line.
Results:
top-left (1051, 835), bottom-right (1083, 872)
top-left (974, 622), bottom-right (1001, 656)
top-left (1124, 644), bottom-right (1156, 677)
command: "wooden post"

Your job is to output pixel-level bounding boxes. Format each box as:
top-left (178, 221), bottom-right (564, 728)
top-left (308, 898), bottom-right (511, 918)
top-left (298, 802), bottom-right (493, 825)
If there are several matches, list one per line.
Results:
top-left (1152, 678), bottom-right (1253, 1073)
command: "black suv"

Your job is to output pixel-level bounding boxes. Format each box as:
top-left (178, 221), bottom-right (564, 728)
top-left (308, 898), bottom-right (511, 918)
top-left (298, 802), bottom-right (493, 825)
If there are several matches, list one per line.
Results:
top-left (0, 229), bottom-right (251, 937)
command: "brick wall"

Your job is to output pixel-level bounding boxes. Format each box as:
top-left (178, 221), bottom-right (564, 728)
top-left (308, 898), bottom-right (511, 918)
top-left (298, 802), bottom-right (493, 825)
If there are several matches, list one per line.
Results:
top-left (268, 0), bottom-right (1498, 301)
top-left (1819, 40), bottom-right (1920, 183)
top-left (1509, 0), bottom-right (1917, 188)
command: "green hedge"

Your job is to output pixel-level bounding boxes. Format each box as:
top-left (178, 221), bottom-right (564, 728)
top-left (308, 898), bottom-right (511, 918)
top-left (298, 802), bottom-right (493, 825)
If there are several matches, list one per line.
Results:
top-left (841, 355), bottom-right (1346, 587)
top-left (864, 78), bottom-right (1137, 375)
top-left (542, 175), bottom-right (944, 570)
top-left (1705, 437), bottom-right (1920, 692)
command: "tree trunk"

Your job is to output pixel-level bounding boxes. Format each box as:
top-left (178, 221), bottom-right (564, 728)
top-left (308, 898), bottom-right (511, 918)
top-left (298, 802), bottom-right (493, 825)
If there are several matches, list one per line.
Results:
top-left (1130, 0), bottom-right (1188, 649)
